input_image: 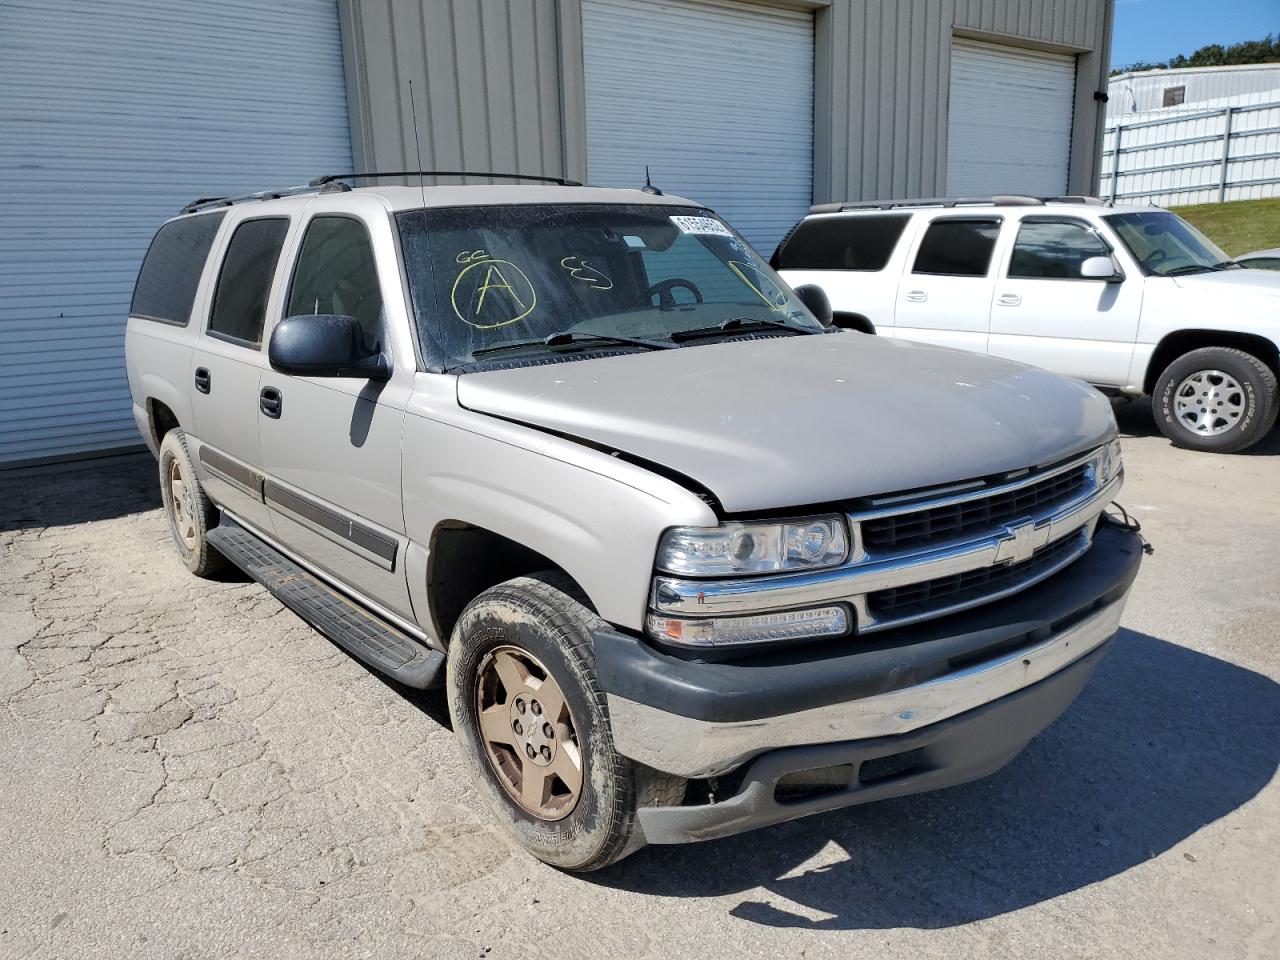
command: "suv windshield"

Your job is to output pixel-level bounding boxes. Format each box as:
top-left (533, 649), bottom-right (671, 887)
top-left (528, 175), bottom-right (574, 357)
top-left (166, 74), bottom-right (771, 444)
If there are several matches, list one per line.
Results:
top-left (396, 204), bottom-right (822, 370)
top-left (1105, 211), bottom-right (1235, 277)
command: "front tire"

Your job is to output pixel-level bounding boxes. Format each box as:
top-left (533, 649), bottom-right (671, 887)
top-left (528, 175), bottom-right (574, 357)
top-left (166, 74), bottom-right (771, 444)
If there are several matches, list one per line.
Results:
top-left (157, 430), bottom-right (225, 576)
top-left (1153, 347), bottom-right (1278, 453)
top-left (446, 573), bottom-right (684, 872)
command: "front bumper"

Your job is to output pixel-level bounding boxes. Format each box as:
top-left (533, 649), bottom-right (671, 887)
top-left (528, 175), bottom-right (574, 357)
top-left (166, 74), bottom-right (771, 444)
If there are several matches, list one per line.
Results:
top-left (637, 640), bottom-right (1110, 844)
top-left (594, 522), bottom-right (1142, 838)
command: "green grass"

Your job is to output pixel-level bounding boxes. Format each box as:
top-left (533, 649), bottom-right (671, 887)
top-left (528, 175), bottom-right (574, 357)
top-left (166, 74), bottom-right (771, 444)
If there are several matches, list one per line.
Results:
top-left (1170, 197), bottom-right (1280, 257)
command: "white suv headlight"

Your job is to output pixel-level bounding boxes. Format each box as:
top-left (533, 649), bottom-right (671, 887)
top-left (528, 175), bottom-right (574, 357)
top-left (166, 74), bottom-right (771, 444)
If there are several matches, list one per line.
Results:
top-left (656, 516), bottom-right (849, 576)
top-left (1098, 438), bottom-right (1123, 485)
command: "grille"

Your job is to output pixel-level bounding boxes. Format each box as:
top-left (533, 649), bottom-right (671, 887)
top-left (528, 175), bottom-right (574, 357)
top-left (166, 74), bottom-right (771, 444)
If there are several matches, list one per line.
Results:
top-left (868, 531), bottom-right (1086, 621)
top-left (860, 464), bottom-right (1090, 552)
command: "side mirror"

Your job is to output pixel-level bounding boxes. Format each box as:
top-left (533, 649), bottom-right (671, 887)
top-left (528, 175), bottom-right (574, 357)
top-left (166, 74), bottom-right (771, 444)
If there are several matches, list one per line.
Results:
top-left (269, 314), bottom-right (390, 380)
top-left (792, 283), bottom-right (833, 325)
top-left (1081, 256), bottom-right (1122, 282)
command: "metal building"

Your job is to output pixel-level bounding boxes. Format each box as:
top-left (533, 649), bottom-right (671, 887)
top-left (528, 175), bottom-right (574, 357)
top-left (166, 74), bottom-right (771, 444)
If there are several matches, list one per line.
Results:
top-left (1108, 63), bottom-right (1280, 117)
top-left (1, 0), bottom-right (1115, 468)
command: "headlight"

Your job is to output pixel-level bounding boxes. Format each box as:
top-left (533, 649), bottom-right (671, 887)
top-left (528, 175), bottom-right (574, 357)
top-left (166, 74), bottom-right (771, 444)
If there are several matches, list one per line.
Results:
top-left (647, 606), bottom-right (850, 649)
top-left (1098, 438), bottom-right (1124, 485)
top-left (656, 515), bottom-right (849, 576)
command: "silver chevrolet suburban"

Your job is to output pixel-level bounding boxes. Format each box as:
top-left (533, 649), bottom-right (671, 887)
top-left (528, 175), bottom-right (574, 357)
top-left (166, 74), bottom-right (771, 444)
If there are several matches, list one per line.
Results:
top-left (124, 172), bottom-right (1143, 872)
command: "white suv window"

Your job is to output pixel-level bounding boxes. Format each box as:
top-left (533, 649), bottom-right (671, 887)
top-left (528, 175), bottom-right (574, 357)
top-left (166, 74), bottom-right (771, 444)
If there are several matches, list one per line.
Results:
top-left (1008, 220), bottom-right (1111, 280)
top-left (911, 219), bottom-right (1000, 277)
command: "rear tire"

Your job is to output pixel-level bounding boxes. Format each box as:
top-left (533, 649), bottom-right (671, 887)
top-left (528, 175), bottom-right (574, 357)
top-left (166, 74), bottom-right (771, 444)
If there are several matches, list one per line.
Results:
top-left (446, 572), bottom-right (684, 872)
top-left (157, 430), bottom-right (225, 577)
top-left (1152, 347), bottom-right (1278, 453)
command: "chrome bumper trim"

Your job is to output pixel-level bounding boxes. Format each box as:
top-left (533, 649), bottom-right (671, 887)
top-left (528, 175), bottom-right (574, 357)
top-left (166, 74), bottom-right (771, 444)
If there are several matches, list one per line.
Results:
top-left (609, 591), bottom-right (1128, 779)
top-left (651, 472), bottom-right (1121, 631)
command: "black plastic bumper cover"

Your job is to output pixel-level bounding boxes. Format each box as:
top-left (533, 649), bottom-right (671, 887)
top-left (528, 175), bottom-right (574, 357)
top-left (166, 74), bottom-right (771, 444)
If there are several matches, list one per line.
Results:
top-left (595, 523), bottom-right (1143, 724)
top-left (637, 640), bottom-right (1110, 844)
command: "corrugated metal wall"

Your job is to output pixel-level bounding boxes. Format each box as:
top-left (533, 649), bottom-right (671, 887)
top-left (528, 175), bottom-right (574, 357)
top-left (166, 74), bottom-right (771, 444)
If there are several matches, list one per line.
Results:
top-left (338, 0), bottom-right (567, 179)
top-left (817, 0), bottom-right (1112, 203)
top-left (0, 0), bottom-right (352, 467)
top-left (341, 0), bottom-right (1112, 207)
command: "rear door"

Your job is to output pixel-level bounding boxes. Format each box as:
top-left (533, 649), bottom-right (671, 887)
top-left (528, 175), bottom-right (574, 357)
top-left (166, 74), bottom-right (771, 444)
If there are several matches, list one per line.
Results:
top-left (189, 215), bottom-right (292, 531)
top-left (893, 217), bottom-right (1001, 354)
top-left (987, 217), bottom-right (1142, 385)
top-left (257, 209), bottom-right (414, 619)
top-left (772, 213), bottom-right (910, 332)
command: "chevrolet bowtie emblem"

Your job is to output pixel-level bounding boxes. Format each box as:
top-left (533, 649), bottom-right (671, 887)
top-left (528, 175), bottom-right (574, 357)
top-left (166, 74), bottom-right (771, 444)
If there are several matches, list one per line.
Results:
top-left (994, 520), bottom-right (1051, 565)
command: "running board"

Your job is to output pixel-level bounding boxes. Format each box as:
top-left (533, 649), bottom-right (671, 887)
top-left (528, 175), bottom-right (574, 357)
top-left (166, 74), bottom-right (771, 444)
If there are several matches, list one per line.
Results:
top-left (207, 518), bottom-right (444, 689)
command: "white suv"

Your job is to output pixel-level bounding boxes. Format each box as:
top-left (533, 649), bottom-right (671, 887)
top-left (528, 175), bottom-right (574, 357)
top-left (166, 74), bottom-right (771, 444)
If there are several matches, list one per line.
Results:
top-left (774, 197), bottom-right (1280, 453)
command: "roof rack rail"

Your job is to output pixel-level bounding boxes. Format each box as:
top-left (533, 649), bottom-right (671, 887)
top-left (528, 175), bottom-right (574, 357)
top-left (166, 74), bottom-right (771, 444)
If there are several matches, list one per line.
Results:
top-left (310, 170), bottom-right (584, 188)
top-left (1041, 195), bottom-right (1109, 206)
top-left (809, 195), bottom-right (1045, 214)
top-left (180, 182), bottom-right (327, 215)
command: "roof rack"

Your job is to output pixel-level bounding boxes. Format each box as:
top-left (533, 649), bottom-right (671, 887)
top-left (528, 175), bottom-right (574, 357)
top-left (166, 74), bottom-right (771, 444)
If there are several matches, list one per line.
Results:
top-left (180, 169), bottom-right (583, 215)
top-left (310, 170), bottom-right (583, 187)
top-left (180, 182), bottom-right (324, 215)
top-left (809, 194), bottom-right (1110, 214)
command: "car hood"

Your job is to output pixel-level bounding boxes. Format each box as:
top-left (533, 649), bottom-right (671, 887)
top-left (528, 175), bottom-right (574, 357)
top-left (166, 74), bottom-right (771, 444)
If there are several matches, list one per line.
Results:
top-left (1171, 268), bottom-right (1280, 300)
top-left (455, 334), bottom-right (1116, 513)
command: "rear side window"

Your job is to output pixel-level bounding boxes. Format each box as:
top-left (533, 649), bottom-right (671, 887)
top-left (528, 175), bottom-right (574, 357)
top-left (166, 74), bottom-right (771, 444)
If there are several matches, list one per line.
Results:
top-left (130, 212), bottom-right (226, 324)
top-left (773, 214), bottom-right (909, 271)
top-left (285, 216), bottom-right (384, 350)
top-left (912, 219), bottom-right (1001, 277)
top-left (1008, 220), bottom-right (1111, 279)
top-left (208, 218), bottom-right (290, 346)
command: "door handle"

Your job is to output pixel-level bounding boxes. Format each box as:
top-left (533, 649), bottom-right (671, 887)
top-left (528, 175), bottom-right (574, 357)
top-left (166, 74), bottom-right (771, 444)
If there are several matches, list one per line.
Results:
top-left (997, 293), bottom-right (1022, 307)
top-left (259, 386), bottom-right (282, 419)
top-left (905, 290), bottom-right (928, 303)
top-left (194, 367), bottom-right (211, 394)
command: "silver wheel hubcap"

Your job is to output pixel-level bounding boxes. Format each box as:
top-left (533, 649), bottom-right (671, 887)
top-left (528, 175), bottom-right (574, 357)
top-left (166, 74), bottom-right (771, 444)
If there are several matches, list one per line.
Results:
top-left (1174, 369), bottom-right (1245, 437)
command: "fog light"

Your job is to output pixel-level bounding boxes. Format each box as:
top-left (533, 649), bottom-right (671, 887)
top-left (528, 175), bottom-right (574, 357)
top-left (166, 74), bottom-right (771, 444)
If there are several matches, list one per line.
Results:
top-left (646, 606), bottom-right (850, 649)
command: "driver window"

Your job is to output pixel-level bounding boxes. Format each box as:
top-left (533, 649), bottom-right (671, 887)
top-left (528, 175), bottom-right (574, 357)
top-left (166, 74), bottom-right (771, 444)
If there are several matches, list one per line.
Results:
top-left (1008, 221), bottom-right (1111, 280)
top-left (286, 216), bottom-right (384, 350)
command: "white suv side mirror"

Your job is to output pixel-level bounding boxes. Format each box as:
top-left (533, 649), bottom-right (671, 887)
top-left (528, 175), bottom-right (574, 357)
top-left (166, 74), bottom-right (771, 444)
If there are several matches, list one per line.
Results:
top-left (1080, 256), bottom-right (1120, 282)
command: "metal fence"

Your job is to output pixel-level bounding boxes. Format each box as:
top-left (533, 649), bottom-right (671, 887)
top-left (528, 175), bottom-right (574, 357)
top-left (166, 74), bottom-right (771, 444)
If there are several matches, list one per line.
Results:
top-left (1099, 99), bottom-right (1280, 206)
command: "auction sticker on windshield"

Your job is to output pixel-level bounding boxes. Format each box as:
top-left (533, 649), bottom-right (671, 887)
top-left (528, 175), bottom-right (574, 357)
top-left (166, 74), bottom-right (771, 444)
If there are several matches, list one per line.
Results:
top-left (670, 215), bottom-right (733, 237)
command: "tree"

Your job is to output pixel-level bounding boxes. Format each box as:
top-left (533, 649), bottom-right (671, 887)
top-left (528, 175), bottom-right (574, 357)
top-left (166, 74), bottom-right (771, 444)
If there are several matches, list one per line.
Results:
top-left (1112, 33), bottom-right (1279, 75)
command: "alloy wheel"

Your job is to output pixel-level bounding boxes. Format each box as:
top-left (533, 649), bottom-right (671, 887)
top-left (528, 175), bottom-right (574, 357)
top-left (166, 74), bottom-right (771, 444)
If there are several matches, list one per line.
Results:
top-left (168, 458), bottom-right (198, 549)
top-left (1174, 369), bottom-right (1245, 437)
top-left (474, 645), bottom-right (584, 820)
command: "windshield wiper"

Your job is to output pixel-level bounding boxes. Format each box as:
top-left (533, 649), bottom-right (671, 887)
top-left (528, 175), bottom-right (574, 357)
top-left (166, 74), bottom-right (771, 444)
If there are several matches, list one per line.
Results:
top-left (1163, 262), bottom-right (1236, 276)
top-left (469, 331), bottom-right (674, 361)
top-left (669, 316), bottom-right (820, 342)
top-left (542, 331), bottom-right (677, 350)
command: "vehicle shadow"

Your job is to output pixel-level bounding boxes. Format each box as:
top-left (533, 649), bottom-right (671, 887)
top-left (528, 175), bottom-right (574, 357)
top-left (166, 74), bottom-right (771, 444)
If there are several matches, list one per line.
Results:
top-left (0, 453), bottom-right (161, 532)
top-left (1113, 397), bottom-right (1280, 455)
top-left (594, 629), bottom-right (1279, 929)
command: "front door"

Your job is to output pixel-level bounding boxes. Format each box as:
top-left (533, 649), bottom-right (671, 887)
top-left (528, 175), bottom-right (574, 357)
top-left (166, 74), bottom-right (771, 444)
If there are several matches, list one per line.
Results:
top-left (257, 213), bottom-right (414, 619)
top-left (987, 217), bottom-right (1143, 386)
top-left (189, 215), bottom-right (292, 531)
top-left (892, 216), bottom-right (1001, 355)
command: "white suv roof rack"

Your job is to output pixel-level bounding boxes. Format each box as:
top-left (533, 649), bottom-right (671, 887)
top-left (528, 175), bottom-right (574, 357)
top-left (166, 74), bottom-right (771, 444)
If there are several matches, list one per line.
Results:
top-left (809, 195), bottom-right (1109, 214)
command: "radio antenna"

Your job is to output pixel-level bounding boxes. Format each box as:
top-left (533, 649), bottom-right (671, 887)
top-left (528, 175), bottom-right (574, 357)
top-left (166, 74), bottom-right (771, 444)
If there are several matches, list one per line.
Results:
top-left (408, 80), bottom-right (429, 208)
top-left (641, 164), bottom-right (663, 195)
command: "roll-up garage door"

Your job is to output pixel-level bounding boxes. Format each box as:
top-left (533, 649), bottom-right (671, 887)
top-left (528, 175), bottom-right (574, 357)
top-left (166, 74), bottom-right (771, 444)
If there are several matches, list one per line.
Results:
top-left (582, 0), bottom-right (814, 254)
top-left (946, 39), bottom-right (1077, 197)
top-left (0, 0), bottom-right (352, 467)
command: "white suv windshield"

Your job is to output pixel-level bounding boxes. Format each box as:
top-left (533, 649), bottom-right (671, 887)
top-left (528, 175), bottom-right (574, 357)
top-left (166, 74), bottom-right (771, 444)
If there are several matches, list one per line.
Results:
top-left (1105, 211), bottom-right (1235, 277)
top-left (396, 204), bottom-right (822, 371)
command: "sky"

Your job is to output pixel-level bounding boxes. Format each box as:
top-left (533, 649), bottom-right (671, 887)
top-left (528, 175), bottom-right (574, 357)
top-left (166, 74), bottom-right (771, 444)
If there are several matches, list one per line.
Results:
top-left (1110, 0), bottom-right (1278, 70)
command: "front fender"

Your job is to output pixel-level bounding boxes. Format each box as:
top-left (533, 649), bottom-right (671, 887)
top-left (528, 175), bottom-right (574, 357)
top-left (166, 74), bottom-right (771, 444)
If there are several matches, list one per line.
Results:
top-left (401, 393), bottom-right (716, 635)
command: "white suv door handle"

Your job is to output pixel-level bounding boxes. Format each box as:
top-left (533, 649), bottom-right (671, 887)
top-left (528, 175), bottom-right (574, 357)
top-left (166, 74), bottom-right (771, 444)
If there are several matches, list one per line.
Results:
top-left (997, 293), bottom-right (1021, 307)
top-left (905, 290), bottom-right (928, 303)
